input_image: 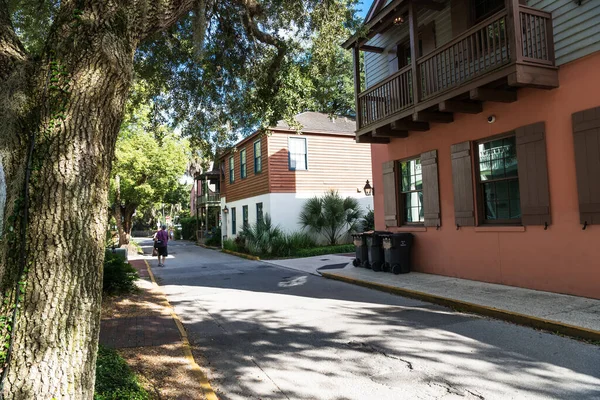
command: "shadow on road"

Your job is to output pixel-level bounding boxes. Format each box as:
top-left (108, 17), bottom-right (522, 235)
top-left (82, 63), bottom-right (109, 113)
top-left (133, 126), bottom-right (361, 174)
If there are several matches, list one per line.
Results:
top-left (134, 238), bottom-right (600, 400)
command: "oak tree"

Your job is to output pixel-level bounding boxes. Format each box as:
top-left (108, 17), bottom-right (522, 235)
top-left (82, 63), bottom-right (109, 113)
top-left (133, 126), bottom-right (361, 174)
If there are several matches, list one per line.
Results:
top-left (0, 0), bottom-right (359, 398)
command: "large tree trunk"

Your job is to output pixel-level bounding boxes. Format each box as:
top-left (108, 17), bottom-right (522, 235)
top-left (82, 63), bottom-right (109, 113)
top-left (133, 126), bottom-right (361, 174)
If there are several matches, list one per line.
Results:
top-left (0, 1), bottom-right (195, 398)
top-left (112, 175), bottom-right (128, 246)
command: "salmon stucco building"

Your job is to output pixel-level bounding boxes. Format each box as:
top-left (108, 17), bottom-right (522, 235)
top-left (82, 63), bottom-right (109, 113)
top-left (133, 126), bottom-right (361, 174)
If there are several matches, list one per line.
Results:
top-left (344, 0), bottom-right (600, 299)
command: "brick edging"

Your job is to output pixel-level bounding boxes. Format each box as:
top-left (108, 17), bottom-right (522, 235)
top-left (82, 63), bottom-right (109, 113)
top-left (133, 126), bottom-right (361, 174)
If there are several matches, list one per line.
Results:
top-left (321, 272), bottom-right (600, 343)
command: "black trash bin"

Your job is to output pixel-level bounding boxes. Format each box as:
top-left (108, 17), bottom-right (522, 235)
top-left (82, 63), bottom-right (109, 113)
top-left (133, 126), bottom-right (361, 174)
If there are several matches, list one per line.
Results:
top-left (352, 233), bottom-right (368, 267)
top-left (366, 231), bottom-right (389, 271)
top-left (383, 233), bottom-right (414, 274)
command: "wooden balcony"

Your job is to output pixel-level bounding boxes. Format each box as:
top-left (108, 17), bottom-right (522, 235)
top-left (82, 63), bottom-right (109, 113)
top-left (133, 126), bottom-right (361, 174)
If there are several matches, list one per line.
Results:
top-left (353, 3), bottom-right (558, 140)
top-left (197, 193), bottom-right (221, 206)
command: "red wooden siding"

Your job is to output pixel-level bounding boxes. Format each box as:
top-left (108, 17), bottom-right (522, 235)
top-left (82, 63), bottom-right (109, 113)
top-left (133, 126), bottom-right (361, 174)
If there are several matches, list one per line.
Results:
top-left (220, 134), bottom-right (269, 203)
top-left (267, 131), bottom-right (373, 194)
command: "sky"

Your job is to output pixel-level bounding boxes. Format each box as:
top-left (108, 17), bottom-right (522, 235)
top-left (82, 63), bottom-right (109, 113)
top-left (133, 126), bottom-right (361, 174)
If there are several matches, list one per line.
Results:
top-left (358, 0), bottom-right (375, 19)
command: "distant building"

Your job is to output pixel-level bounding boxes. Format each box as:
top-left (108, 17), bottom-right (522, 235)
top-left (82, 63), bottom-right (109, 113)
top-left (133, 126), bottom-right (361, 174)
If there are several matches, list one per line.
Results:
top-left (207, 112), bottom-right (374, 240)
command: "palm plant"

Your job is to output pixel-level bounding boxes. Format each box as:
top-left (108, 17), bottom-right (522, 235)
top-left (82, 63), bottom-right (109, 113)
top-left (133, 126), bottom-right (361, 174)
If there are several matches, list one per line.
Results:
top-left (299, 190), bottom-right (363, 245)
top-left (241, 214), bottom-right (286, 256)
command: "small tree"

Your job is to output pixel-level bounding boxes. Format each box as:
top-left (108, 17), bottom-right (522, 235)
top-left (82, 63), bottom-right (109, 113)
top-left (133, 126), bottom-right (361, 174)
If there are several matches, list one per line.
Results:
top-left (299, 190), bottom-right (363, 245)
top-left (361, 206), bottom-right (375, 232)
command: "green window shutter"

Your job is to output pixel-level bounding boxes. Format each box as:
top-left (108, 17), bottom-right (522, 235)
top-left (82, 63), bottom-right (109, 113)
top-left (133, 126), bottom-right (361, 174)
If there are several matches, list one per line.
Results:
top-left (382, 160), bottom-right (398, 228)
top-left (572, 107), bottom-right (600, 226)
top-left (451, 141), bottom-right (475, 226)
top-left (515, 122), bottom-right (551, 226)
top-left (421, 150), bottom-right (441, 227)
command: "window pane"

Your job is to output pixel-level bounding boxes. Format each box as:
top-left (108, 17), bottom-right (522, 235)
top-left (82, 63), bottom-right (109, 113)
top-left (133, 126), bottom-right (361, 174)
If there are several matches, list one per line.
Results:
top-left (509, 179), bottom-right (520, 199)
top-left (510, 199), bottom-right (521, 219)
top-left (483, 182), bottom-right (496, 220)
top-left (289, 138), bottom-right (307, 170)
top-left (495, 180), bottom-right (509, 200)
top-left (497, 199), bottom-right (510, 219)
top-left (480, 161), bottom-right (492, 181)
top-left (479, 136), bottom-right (518, 181)
top-left (491, 158), bottom-right (505, 179)
top-left (404, 191), bottom-right (424, 223)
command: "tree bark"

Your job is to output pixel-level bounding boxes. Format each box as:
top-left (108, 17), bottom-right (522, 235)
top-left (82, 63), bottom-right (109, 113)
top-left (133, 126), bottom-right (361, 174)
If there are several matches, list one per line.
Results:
top-left (0, 1), bottom-right (195, 398)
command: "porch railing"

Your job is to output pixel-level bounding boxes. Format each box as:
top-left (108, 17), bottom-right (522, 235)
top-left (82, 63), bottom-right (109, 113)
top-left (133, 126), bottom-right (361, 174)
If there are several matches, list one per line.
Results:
top-left (356, 4), bottom-right (555, 131)
top-left (358, 65), bottom-right (413, 128)
top-left (197, 193), bottom-right (221, 204)
top-left (519, 5), bottom-right (554, 65)
top-left (418, 11), bottom-right (510, 100)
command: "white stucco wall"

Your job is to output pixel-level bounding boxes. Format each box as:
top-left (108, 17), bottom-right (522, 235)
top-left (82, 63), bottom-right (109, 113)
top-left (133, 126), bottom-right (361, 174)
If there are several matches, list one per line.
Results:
top-left (269, 192), bottom-right (373, 239)
top-left (222, 191), bottom-right (373, 243)
top-left (221, 193), bottom-right (272, 239)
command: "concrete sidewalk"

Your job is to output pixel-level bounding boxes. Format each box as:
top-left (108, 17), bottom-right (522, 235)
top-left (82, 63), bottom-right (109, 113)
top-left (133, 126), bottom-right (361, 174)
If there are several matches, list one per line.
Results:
top-left (320, 265), bottom-right (600, 342)
top-left (263, 254), bottom-right (354, 275)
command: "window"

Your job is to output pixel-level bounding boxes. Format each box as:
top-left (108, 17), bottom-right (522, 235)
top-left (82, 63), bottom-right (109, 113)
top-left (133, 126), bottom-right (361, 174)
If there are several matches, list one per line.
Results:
top-left (289, 137), bottom-right (307, 171)
top-left (399, 158), bottom-right (424, 224)
top-left (477, 135), bottom-right (520, 223)
top-left (231, 207), bottom-right (237, 234)
top-left (254, 140), bottom-right (262, 173)
top-left (229, 156), bottom-right (235, 184)
top-left (242, 205), bottom-right (249, 229)
top-left (473, 0), bottom-right (504, 22)
top-left (256, 202), bottom-right (263, 224)
top-left (240, 149), bottom-right (247, 179)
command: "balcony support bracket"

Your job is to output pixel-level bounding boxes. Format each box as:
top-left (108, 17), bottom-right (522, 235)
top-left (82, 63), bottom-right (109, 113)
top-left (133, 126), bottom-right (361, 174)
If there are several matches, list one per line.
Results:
top-left (439, 100), bottom-right (483, 114)
top-left (413, 111), bottom-right (454, 123)
top-left (391, 119), bottom-right (430, 131)
top-left (470, 88), bottom-right (517, 103)
top-left (372, 125), bottom-right (409, 138)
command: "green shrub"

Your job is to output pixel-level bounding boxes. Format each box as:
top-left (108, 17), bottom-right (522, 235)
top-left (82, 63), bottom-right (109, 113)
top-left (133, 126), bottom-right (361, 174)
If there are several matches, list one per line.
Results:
top-left (205, 228), bottom-right (222, 247)
top-left (241, 214), bottom-right (285, 256)
top-left (179, 217), bottom-right (197, 240)
top-left (361, 207), bottom-right (375, 232)
top-left (299, 190), bottom-right (363, 245)
top-left (103, 252), bottom-right (138, 295)
top-left (94, 345), bottom-right (148, 400)
top-left (223, 238), bottom-right (243, 253)
top-left (292, 244), bottom-right (355, 258)
top-left (286, 231), bottom-right (317, 250)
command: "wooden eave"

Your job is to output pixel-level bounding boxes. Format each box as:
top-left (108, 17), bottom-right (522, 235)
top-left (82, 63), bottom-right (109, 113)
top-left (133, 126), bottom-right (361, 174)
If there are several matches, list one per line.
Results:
top-left (342, 0), bottom-right (406, 49)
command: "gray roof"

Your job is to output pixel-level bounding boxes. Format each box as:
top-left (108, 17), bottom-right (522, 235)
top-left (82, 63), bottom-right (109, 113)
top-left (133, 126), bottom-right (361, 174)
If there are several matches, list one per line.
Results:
top-left (273, 112), bottom-right (356, 134)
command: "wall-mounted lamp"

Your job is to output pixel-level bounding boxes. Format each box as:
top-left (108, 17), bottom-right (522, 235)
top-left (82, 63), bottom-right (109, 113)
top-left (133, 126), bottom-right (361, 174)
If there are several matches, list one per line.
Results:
top-left (364, 180), bottom-right (374, 196)
top-left (223, 205), bottom-right (229, 214)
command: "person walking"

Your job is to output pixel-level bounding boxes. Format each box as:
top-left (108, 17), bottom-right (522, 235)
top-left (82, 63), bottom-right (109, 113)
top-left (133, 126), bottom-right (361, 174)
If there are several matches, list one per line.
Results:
top-left (154, 225), bottom-right (169, 267)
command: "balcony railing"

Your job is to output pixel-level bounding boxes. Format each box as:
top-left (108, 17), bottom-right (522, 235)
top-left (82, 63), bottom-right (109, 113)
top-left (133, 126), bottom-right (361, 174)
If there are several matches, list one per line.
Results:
top-left (357, 5), bottom-right (554, 131)
top-left (197, 193), bottom-right (221, 205)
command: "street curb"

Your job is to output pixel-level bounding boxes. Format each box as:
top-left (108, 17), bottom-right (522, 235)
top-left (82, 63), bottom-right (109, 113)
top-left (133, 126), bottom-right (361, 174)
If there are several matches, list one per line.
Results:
top-left (144, 260), bottom-right (219, 400)
top-left (221, 249), bottom-right (261, 261)
top-left (198, 243), bottom-right (221, 250)
top-left (320, 272), bottom-right (600, 343)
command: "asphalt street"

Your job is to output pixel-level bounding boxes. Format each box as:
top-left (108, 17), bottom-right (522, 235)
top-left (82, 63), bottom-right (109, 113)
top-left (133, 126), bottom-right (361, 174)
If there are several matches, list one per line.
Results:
top-left (140, 238), bottom-right (600, 400)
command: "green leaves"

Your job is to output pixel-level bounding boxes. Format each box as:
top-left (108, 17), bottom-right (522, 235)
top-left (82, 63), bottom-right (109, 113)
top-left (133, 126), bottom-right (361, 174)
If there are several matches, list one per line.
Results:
top-left (111, 96), bottom-right (188, 210)
top-left (299, 190), bottom-right (363, 245)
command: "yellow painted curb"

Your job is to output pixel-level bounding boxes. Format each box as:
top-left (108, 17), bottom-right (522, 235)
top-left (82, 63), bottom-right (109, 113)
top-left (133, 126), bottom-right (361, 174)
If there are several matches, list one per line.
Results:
top-left (221, 249), bottom-right (260, 261)
top-left (321, 271), bottom-right (600, 343)
top-left (144, 260), bottom-right (219, 400)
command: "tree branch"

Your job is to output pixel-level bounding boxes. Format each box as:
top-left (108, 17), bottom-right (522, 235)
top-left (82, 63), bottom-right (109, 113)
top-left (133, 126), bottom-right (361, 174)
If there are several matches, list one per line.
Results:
top-left (136, 0), bottom-right (197, 42)
top-left (235, 0), bottom-right (287, 91)
top-left (0, 0), bottom-right (28, 81)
